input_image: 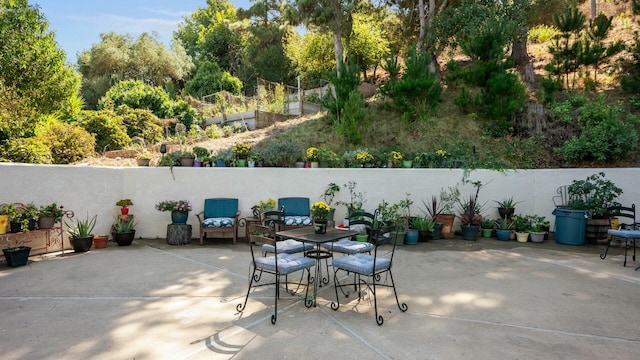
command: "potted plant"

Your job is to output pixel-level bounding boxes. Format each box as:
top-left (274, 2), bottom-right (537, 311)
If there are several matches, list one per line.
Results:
top-left (233, 143), bottom-right (252, 167)
top-left (2, 244), bottom-right (31, 267)
top-left (494, 197), bottom-right (521, 220)
top-left (529, 215), bottom-right (547, 243)
top-left (112, 216), bottom-right (137, 246)
top-left (437, 186), bottom-right (460, 239)
top-left (38, 203), bottom-right (65, 229)
top-left (251, 198), bottom-right (276, 218)
top-left (495, 218), bottom-right (514, 241)
top-left (411, 216), bottom-right (435, 242)
top-left (512, 214), bottom-right (530, 243)
top-left (213, 147), bottom-right (234, 167)
top-left (0, 203), bottom-right (10, 234)
top-left (336, 180), bottom-right (365, 225)
top-left (116, 199), bottom-right (133, 215)
top-left (306, 146), bottom-right (320, 167)
top-left (178, 150), bottom-right (195, 167)
top-left (566, 172), bottom-right (623, 244)
top-left (66, 213), bottom-right (97, 252)
top-left (136, 151), bottom-right (151, 166)
top-left (192, 146), bottom-right (210, 167)
top-left (457, 194), bottom-right (481, 241)
top-left (1, 203), bottom-right (22, 233)
top-left (155, 200), bottom-right (192, 224)
top-left (21, 202), bottom-right (40, 231)
top-left (481, 218), bottom-right (495, 238)
top-left (321, 183), bottom-right (340, 222)
top-left (310, 201), bottom-right (331, 234)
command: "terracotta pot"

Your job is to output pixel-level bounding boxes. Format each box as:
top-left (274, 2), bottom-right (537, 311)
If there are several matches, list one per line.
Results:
top-left (93, 235), bottom-right (109, 249)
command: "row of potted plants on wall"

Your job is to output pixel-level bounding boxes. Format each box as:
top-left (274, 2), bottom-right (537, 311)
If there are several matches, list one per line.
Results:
top-left (155, 143), bottom-right (466, 168)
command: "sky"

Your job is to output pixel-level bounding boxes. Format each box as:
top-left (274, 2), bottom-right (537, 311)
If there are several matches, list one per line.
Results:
top-left (33, 0), bottom-right (252, 64)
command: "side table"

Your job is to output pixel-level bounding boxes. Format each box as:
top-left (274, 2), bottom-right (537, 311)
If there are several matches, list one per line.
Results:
top-left (244, 217), bottom-right (262, 242)
top-left (167, 224), bottom-right (192, 245)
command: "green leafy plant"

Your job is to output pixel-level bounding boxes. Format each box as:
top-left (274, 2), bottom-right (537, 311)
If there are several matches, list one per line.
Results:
top-left (39, 203), bottom-right (65, 223)
top-left (495, 218), bottom-right (514, 230)
top-left (322, 183), bottom-right (341, 206)
top-left (481, 218), bottom-right (495, 229)
top-left (567, 172), bottom-right (623, 218)
top-left (336, 181), bottom-right (365, 216)
top-left (511, 214), bottom-right (531, 232)
top-left (66, 213), bottom-right (97, 238)
top-left (411, 216), bottom-right (435, 232)
top-left (115, 199), bottom-right (133, 208)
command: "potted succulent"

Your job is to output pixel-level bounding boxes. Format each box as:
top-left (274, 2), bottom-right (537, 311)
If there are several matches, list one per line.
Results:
top-left (136, 151), bottom-right (151, 166)
top-left (411, 216), bottom-right (436, 242)
top-left (495, 218), bottom-right (514, 241)
top-left (38, 203), bottom-right (65, 229)
top-left (457, 194), bottom-right (482, 241)
top-left (66, 213), bottom-right (97, 252)
top-left (116, 199), bottom-right (133, 215)
top-left (494, 197), bottom-right (521, 220)
top-left (481, 218), bottom-right (495, 238)
top-left (112, 216), bottom-right (137, 246)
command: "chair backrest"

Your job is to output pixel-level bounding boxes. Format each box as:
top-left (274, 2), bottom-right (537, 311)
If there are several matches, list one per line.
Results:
top-left (263, 207), bottom-right (285, 231)
top-left (278, 197), bottom-right (310, 216)
top-left (552, 185), bottom-right (570, 208)
top-left (608, 205), bottom-right (636, 228)
top-left (204, 198), bottom-right (238, 218)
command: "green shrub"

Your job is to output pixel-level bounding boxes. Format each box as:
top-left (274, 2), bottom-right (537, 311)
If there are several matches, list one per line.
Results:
top-left (337, 91), bottom-right (367, 145)
top-left (480, 71), bottom-right (527, 136)
top-left (115, 106), bottom-right (163, 145)
top-left (42, 122), bottom-right (95, 164)
top-left (80, 110), bottom-right (131, 152)
top-left (559, 116), bottom-right (638, 163)
top-left (259, 138), bottom-right (303, 167)
top-left (205, 125), bottom-right (224, 139)
top-left (99, 80), bottom-right (173, 118)
top-left (3, 137), bottom-right (53, 164)
top-left (528, 25), bottom-right (560, 43)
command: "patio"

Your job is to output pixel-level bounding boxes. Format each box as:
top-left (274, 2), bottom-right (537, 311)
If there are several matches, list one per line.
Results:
top-left (0, 237), bottom-right (638, 359)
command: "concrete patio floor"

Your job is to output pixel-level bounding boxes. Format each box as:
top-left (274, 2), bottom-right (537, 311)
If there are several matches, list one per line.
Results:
top-left (1, 237), bottom-right (639, 360)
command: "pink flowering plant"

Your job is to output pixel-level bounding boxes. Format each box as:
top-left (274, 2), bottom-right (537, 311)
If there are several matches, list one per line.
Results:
top-left (155, 200), bottom-right (192, 212)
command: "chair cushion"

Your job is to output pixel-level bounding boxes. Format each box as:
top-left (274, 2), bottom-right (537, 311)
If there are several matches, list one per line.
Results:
top-left (284, 215), bottom-right (312, 226)
top-left (323, 239), bottom-right (374, 255)
top-left (204, 198), bottom-right (238, 218)
top-left (202, 217), bottom-right (235, 228)
top-left (607, 229), bottom-right (640, 239)
top-left (255, 253), bottom-right (315, 275)
top-left (332, 253), bottom-right (391, 275)
top-left (262, 239), bottom-right (314, 254)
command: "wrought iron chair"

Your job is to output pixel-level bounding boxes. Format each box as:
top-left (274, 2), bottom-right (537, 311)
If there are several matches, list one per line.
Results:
top-left (261, 207), bottom-right (313, 255)
top-left (277, 197), bottom-right (312, 229)
top-left (330, 223), bottom-right (407, 325)
top-left (196, 198), bottom-right (241, 245)
top-left (601, 204), bottom-right (638, 266)
top-left (323, 210), bottom-right (376, 256)
top-left (236, 224), bottom-right (314, 324)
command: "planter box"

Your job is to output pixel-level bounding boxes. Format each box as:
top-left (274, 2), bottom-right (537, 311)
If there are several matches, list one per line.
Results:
top-left (3, 246), bottom-right (31, 267)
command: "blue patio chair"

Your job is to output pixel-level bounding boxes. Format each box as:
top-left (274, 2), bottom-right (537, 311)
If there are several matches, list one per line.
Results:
top-left (323, 210), bottom-right (376, 255)
top-left (278, 197), bottom-right (312, 228)
top-left (330, 223), bottom-right (407, 325)
top-left (196, 198), bottom-right (241, 245)
top-left (237, 224), bottom-right (314, 324)
top-left (261, 207), bottom-right (313, 255)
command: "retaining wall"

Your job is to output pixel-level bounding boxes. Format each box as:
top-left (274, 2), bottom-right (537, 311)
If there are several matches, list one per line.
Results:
top-left (1, 163), bottom-right (638, 242)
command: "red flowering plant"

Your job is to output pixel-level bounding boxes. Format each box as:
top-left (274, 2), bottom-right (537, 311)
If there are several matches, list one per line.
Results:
top-left (39, 203), bottom-right (65, 223)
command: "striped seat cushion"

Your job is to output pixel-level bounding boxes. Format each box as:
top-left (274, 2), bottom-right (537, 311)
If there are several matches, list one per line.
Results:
top-left (202, 217), bottom-right (235, 228)
top-left (332, 253), bottom-right (391, 275)
top-left (255, 253), bottom-right (315, 275)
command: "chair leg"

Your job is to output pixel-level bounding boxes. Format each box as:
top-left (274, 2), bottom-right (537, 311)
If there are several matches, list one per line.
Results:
top-left (387, 270), bottom-right (408, 314)
top-left (236, 266), bottom-right (257, 314)
top-left (600, 238), bottom-right (612, 260)
top-left (633, 239), bottom-right (637, 262)
top-left (199, 231), bottom-right (204, 246)
top-left (624, 238), bottom-right (629, 267)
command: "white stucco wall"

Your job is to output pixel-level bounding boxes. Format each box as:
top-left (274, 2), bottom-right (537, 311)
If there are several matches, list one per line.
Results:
top-left (1, 163), bottom-right (638, 239)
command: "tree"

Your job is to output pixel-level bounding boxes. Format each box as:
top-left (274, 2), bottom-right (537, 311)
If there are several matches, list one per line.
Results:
top-left (184, 60), bottom-right (243, 98)
top-left (0, 0), bottom-right (80, 115)
top-left (348, 13), bottom-right (390, 80)
top-left (77, 32), bottom-right (194, 108)
top-left (174, 0), bottom-right (244, 75)
top-left (292, 0), bottom-right (359, 76)
top-left (284, 30), bottom-right (335, 84)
